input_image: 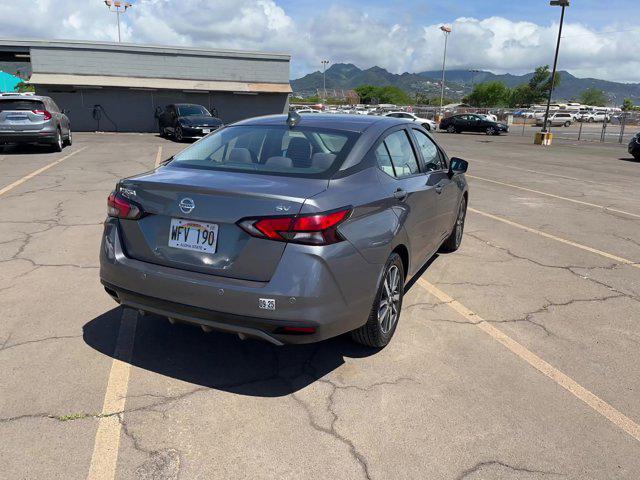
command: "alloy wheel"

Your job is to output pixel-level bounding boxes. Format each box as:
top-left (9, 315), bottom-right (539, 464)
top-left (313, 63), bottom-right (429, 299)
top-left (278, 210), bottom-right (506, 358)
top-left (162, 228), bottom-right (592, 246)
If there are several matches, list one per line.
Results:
top-left (486, 127), bottom-right (496, 135)
top-left (378, 265), bottom-right (401, 334)
top-left (447, 125), bottom-right (456, 134)
top-left (175, 126), bottom-right (183, 142)
top-left (455, 200), bottom-right (467, 246)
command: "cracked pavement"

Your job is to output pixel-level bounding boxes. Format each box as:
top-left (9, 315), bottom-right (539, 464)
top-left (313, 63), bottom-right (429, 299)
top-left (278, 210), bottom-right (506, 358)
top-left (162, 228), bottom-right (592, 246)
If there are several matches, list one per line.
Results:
top-left (1, 132), bottom-right (639, 479)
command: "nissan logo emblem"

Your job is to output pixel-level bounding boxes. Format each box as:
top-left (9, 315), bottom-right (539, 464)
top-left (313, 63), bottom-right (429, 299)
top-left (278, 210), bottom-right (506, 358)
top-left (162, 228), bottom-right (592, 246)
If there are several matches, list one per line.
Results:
top-left (179, 197), bottom-right (195, 214)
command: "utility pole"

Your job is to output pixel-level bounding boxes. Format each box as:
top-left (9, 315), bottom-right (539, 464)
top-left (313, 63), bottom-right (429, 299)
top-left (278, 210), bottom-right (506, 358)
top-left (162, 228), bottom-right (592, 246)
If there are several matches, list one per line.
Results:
top-left (439, 25), bottom-right (452, 116)
top-left (469, 69), bottom-right (481, 87)
top-left (542, 0), bottom-right (569, 134)
top-left (104, 1), bottom-right (133, 43)
top-left (321, 60), bottom-right (330, 103)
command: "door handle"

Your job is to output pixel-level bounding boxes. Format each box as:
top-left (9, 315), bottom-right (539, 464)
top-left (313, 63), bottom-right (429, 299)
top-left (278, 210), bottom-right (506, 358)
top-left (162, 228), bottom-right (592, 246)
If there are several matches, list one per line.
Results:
top-left (393, 188), bottom-right (408, 201)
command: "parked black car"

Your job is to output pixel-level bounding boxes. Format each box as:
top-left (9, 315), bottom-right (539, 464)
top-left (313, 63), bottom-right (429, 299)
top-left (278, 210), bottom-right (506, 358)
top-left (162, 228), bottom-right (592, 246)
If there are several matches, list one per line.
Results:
top-left (155, 104), bottom-right (223, 141)
top-left (629, 132), bottom-right (640, 161)
top-left (439, 114), bottom-right (509, 135)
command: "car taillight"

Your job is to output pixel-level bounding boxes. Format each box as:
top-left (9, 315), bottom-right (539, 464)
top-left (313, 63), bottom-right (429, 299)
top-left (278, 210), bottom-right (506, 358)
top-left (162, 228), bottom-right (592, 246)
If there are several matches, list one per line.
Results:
top-left (107, 191), bottom-right (143, 220)
top-left (238, 208), bottom-right (351, 245)
top-left (32, 109), bottom-right (52, 120)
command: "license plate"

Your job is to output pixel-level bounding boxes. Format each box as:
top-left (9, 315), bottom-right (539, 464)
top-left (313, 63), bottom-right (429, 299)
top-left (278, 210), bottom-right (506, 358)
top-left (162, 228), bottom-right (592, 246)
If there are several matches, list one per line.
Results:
top-left (168, 218), bottom-right (218, 254)
top-left (202, 128), bottom-right (210, 134)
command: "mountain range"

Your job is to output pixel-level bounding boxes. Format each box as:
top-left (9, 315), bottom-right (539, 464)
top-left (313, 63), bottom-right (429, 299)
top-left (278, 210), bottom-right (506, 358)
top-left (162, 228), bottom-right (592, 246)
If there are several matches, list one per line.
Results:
top-left (291, 63), bottom-right (640, 105)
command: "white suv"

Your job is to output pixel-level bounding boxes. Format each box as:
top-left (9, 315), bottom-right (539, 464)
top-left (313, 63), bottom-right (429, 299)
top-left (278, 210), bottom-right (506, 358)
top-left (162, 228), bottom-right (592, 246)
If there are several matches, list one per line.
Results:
top-left (536, 112), bottom-right (574, 127)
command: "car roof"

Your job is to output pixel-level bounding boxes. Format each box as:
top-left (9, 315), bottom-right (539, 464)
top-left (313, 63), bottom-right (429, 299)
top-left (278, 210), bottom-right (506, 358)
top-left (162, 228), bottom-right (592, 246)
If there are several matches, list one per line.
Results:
top-left (232, 113), bottom-right (412, 133)
top-left (0, 94), bottom-right (48, 101)
top-left (173, 103), bottom-right (205, 108)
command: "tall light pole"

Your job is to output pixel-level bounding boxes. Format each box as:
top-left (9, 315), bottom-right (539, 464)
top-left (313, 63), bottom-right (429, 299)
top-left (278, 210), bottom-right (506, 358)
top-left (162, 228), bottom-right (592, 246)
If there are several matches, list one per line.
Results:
top-left (439, 25), bottom-right (452, 116)
top-left (542, 0), bottom-right (569, 133)
top-left (469, 69), bottom-right (482, 87)
top-left (104, 1), bottom-right (132, 43)
top-left (321, 60), bottom-right (330, 103)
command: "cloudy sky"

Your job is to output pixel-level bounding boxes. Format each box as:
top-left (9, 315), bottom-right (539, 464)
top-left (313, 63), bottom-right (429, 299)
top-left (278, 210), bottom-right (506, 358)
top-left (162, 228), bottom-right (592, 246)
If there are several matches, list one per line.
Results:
top-left (1, 0), bottom-right (639, 82)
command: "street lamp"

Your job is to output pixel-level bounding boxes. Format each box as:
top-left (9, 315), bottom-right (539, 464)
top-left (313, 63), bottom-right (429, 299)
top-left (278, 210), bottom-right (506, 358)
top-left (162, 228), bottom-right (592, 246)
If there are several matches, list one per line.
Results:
top-left (439, 25), bottom-right (452, 115)
top-left (321, 60), bottom-right (330, 102)
top-left (469, 69), bottom-right (482, 87)
top-left (541, 0), bottom-right (569, 133)
top-left (104, 1), bottom-right (133, 43)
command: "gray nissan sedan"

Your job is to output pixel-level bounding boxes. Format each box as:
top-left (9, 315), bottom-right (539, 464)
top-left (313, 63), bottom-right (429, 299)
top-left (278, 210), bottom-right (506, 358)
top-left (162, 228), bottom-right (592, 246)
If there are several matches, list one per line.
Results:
top-left (100, 113), bottom-right (469, 347)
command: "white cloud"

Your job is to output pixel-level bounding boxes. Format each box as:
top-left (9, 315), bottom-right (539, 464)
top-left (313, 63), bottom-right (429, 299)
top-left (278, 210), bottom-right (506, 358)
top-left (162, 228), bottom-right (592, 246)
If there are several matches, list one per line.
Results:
top-left (0, 0), bottom-right (638, 82)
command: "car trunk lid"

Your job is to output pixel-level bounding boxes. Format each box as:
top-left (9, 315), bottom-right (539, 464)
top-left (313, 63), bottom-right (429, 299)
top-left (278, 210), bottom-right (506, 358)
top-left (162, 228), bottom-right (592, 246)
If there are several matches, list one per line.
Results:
top-left (117, 166), bottom-right (328, 282)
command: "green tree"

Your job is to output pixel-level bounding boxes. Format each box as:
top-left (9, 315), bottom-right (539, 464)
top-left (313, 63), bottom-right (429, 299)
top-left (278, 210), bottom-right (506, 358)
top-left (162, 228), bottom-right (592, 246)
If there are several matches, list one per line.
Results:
top-left (15, 81), bottom-right (35, 93)
top-left (465, 81), bottom-right (510, 107)
top-left (355, 85), bottom-right (412, 105)
top-left (622, 98), bottom-right (637, 111)
top-left (580, 88), bottom-right (607, 106)
top-left (527, 65), bottom-right (561, 103)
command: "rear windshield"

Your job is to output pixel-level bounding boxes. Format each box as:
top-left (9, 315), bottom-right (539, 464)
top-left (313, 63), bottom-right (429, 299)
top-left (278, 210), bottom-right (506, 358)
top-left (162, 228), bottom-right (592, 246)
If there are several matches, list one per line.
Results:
top-left (0, 99), bottom-right (45, 111)
top-left (170, 125), bottom-right (359, 178)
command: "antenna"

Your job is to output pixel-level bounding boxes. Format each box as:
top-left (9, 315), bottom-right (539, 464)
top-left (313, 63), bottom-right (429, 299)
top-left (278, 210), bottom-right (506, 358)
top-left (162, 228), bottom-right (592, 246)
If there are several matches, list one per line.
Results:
top-left (287, 110), bottom-right (301, 128)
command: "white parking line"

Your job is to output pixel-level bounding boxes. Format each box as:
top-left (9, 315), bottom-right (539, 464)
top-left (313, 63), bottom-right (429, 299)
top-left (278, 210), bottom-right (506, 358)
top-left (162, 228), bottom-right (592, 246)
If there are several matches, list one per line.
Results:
top-left (417, 278), bottom-right (640, 443)
top-left (0, 146), bottom-right (87, 197)
top-left (469, 207), bottom-right (640, 269)
top-left (468, 158), bottom-right (603, 185)
top-left (87, 308), bottom-right (138, 480)
top-left (467, 174), bottom-right (640, 219)
top-left (154, 146), bottom-right (163, 167)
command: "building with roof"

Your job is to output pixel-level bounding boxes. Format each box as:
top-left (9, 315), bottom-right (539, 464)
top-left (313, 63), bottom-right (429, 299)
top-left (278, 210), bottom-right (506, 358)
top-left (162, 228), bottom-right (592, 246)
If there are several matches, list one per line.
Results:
top-left (0, 39), bottom-right (291, 132)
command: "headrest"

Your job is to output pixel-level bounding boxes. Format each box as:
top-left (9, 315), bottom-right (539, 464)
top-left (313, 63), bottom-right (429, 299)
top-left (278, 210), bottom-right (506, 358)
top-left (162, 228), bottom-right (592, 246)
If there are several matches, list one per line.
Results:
top-left (228, 148), bottom-right (253, 164)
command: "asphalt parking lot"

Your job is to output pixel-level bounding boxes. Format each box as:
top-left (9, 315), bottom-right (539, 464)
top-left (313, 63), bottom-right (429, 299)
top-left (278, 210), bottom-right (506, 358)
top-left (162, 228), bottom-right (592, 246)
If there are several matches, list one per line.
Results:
top-left (1, 130), bottom-right (639, 479)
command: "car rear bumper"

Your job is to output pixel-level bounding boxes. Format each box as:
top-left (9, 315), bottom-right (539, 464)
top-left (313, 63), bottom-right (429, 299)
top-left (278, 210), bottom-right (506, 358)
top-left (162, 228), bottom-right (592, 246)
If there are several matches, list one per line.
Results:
top-left (0, 130), bottom-right (57, 144)
top-left (99, 218), bottom-right (382, 344)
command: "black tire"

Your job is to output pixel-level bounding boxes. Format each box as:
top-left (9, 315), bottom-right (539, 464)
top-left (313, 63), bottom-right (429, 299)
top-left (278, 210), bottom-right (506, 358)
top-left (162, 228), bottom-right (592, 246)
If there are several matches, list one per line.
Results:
top-left (564, 121), bottom-right (571, 127)
top-left (51, 129), bottom-right (63, 152)
top-left (588, 117), bottom-right (594, 123)
top-left (486, 126), bottom-right (497, 135)
top-left (440, 196), bottom-right (467, 253)
top-left (351, 253), bottom-right (404, 348)
top-left (175, 125), bottom-right (184, 142)
top-left (446, 125), bottom-right (457, 134)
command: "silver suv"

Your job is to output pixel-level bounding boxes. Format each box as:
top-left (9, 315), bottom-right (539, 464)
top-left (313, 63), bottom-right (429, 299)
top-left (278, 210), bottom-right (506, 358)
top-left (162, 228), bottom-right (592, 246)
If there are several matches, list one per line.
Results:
top-left (0, 93), bottom-right (72, 151)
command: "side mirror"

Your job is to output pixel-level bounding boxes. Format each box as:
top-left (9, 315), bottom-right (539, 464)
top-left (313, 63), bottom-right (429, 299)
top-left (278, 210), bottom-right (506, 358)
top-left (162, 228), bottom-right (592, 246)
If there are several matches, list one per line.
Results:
top-left (449, 157), bottom-right (468, 174)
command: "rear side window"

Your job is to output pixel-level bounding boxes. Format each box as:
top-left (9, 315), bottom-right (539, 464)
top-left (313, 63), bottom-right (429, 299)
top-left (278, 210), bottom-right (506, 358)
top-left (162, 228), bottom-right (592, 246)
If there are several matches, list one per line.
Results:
top-left (0, 100), bottom-right (45, 111)
top-left (375, 130), bottom-right (420, 178)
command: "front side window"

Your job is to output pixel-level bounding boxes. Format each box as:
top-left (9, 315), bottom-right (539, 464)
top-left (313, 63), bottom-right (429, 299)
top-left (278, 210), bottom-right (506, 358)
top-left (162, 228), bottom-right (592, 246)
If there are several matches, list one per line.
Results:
top-left (412, 130), bottom-right (444, 172)
top-left (171, 125), bottom-right (358, 178)
top-left (376, 130), bottom-right (420, 178)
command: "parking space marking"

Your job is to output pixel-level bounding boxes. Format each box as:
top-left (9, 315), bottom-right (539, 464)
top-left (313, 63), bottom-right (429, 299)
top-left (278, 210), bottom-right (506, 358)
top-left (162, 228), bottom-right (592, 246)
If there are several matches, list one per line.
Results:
top-left (469, 207), bottom-right (640, 269)
top-left (467, 174), bottom-right (640, 219)
top-left (87, 308), bottom-right (138, 480)
top-left (154, 146), bottom-right (163, 167)
top-left (467, 158), bottom-right (603, 185)
top-left (0, 146), bottom-right (87, 197)
top-left (417, 278), bottom-right (640, 443)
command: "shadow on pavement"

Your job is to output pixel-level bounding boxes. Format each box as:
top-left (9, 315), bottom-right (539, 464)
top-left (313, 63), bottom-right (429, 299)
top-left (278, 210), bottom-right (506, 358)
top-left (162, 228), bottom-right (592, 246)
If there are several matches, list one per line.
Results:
top-left (83, 306), bottom-right (379, 398)
top-left (0, 144), bottom-right (58, 155)
top-left (83, 254), bottom-right (441, 397)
